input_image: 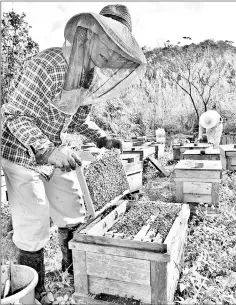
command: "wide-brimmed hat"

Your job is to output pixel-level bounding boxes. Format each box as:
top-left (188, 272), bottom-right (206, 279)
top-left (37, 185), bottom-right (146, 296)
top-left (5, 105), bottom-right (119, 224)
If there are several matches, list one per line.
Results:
top-left (99, 4), bottom-right (132, 32)
top-left (199, 110), bottom-right (220, 129)
top-left (64, 5), bottom-right (146, 65)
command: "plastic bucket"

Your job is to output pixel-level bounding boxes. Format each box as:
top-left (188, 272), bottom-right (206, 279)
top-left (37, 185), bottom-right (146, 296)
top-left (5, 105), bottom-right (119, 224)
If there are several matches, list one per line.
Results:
top-left (1, 264), bottom-right (38, 305)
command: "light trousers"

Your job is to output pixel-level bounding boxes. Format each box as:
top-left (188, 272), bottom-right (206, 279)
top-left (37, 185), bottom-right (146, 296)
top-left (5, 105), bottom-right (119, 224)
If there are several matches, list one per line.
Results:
top-left (2, 158), bottom-right (86, 251)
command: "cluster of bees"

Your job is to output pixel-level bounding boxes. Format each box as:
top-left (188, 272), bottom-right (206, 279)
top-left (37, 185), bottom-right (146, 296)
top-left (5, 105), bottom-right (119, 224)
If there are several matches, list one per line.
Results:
top-left (84, 149), bottom-right (129, 211)
top-left (110, 201), bottom-right (181, 241)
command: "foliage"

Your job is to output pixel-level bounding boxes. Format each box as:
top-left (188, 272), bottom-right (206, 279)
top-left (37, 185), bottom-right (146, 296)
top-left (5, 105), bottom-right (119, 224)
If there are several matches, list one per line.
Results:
top-left (1, 11), bottom-right (39, 104)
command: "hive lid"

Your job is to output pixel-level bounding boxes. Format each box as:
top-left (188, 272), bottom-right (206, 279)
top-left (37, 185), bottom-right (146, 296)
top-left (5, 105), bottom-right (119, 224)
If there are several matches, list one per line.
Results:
top-left (175, 159), bottom-right (222, 171)
top-left (181, 143), bottom-right (213, 149)
top-left (76, 149), bottom-right (130, 218)
top-left (183, 149), bottom-right (220, 155)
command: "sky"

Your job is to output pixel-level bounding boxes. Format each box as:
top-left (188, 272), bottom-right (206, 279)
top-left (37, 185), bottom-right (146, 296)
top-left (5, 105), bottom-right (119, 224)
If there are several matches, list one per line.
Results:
top-left (2, 2), bottom-right (236, 51)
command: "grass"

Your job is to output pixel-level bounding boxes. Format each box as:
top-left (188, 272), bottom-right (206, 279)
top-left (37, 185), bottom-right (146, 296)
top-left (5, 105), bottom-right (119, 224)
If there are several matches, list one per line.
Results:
top-left (1, 150), bottom-right (236, 304)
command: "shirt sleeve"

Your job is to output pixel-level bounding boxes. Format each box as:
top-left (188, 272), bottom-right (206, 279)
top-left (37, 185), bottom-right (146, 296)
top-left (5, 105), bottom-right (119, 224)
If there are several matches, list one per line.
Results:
top-left (2, 60), bottom-right (55, 151)
top-left (68, 105), bottom-right (106, 142)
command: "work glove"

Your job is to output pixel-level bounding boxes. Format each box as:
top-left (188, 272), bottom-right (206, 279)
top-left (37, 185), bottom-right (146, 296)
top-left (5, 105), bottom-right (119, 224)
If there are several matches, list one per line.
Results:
top-left (198, 137), bottom-right (204, 143)
top-left (36, 145), bottom-right (82, 172)
top-left (96, 137), bottom-right (123, 152)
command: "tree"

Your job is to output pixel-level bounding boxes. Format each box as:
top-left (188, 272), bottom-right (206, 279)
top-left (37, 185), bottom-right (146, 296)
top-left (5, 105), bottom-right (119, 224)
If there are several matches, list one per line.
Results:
top-left (1, 11), bottom-right (39, 104)
top-left (157, 42), bottom-right (232, 121)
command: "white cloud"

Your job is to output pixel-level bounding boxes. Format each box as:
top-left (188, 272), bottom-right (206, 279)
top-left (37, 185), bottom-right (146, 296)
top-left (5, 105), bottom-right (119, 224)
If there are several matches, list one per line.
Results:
top-left (2, 2), bottom-right (236, 50)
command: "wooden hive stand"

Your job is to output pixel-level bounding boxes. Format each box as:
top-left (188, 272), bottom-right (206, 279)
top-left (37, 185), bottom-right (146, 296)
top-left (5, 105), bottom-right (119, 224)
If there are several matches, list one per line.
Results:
top-left (219, 144), bottom-right (236, 171)
top-left (174, 159), bottom-right (222, 206)
top-left (69, 203), bottom-right (190, 305)
top-left (183, 148), bottom-right (220, 161)
top-left (179, 143), bottom-right (213, 160)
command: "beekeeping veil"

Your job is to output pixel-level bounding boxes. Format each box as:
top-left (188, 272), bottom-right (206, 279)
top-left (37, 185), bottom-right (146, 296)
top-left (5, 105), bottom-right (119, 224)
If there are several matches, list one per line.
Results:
top-left (55, 4), bottom-right (146, 114)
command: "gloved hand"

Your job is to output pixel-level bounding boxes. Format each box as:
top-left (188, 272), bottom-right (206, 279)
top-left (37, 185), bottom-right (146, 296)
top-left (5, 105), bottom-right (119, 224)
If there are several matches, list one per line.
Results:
top-left (36, 146), bottom-right (82, 171)
top-left (198, 138), bottom-right (204, 143)
top-left (96, 137), bottom-right (123, 152)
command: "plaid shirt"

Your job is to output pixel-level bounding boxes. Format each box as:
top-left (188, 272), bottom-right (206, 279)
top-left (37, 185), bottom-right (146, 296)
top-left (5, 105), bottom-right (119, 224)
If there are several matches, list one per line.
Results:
top-left (1, 47), bottom-right (105, 174)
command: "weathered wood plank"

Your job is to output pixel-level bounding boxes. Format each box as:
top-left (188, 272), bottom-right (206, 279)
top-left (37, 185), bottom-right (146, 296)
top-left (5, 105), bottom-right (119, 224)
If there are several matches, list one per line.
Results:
top-left (211, 182), bottom-right (219, 206)
top-left (183, 181), bottom-right (212, 195)
top-left (175, 169), bottom-right (221, 180)
top-left (133, 215), bottom-right (158, 241)
top-left (121, 153), bottom-right (140, 163)
top-left (73, 234), bottom-right (167, 253)
top-left (147, 156), bottom-right (170, 177)
top-left (72, 293), bottom-right (120, 305)
top-left (174, 177), bottom-right (221, 183)
top-left (175, 160), bottom-right (222, 171)
top-left (123, 161), bottom-right (143, 174)
top-left (183, 194), bottom-right (212, 204)
top-left (76, 166), bottom-right (96, 218)
top-left (126, 171), bottom-right (143, 193)
top-left (89, 276), bottom-right (151, 304)
top-left (122, 150), bottom-right (143, 161)
top-left (175, 181), bottom-right (183, 202)
top-left (72, 250), bottom-right (88, 295)
top-left (164, 204), bottom-right (189, 302)
top-left (150, 261), bottom-right (167, 304)
top-left (69, 241), bottom-right (170, 262)
top-left (86, 201), bottom-right (128, 236)
top-left (164, 204), bottom-right (189, 250)
top-left (166, 217), bottom-right (188, 302)
top-left (86, 252), bottom-right (150, 285)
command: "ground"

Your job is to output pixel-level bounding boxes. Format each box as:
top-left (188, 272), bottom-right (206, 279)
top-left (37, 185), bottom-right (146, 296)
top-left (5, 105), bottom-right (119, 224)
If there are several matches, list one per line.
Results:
top-left (1, 150), bottom-right (236, 304)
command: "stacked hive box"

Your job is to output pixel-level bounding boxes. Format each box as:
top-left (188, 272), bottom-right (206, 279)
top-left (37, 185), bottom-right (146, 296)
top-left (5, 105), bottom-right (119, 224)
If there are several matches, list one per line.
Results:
top-left (183, 148), bottom-right (220, 161)
top-left (70, 150), bottom-right (190, 304)
top-left (174, 160), bottom-right (222, 206)
top-left (219, 144), bottom-right (236, 171)
top-left (179, 143), bottom-right (213, 160)
top-left (70, 202), bottom-right (190, 305)
top-left (121, 153), bottom-right (143, 193)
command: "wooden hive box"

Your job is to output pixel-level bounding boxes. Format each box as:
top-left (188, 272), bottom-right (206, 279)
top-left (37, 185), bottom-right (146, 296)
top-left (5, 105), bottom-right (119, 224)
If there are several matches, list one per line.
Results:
top-left (69, 202), bottom-right (190, 305)
top-left (123, 144), bottom-right (157, 161)
top-left (179, 143), bottom-right (213, 160)
top-left (183, 148), bottom-right (220, 161)
top-left (219, 144), bottom-right (236, 170)
top-left (121, 153), bottom-right (143, 193)
top-left (174, 160), bottom-right (222, 205)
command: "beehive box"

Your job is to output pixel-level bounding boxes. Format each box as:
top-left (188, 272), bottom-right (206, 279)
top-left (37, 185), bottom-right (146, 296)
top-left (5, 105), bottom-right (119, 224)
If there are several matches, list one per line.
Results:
top-left (219, 144), bottom-right (236, 170)
top-left (179, 143), bottom-right (213, 160)
top-left (69, 202), bottom-right (190, 305)
top-left (183, 148), bottom-right (220, 161)
top-left (174, 160), bottom-right (222, 205)
top-left (121, 154), bottom-right (143, 193)
top-left (123, 144), bottom-right (157, 161)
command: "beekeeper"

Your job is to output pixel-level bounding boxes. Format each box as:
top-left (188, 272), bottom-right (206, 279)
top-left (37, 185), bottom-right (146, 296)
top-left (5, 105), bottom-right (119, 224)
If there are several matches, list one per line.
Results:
top-left (198, 110), bottom-right (223, 148)
top-left (1, 4), bottom-right (146, 297)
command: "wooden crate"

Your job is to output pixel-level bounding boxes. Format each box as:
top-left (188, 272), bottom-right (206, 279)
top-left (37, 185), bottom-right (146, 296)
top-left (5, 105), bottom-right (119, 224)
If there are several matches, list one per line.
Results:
top-left (219, 144), bottom-right (236, 171)
top-left (179, 143), bottom-right (213, 160)
top-left (69, 203), bottom-right (190, 305)
top-left (121, 154), bottom-right (143, 193)
top-left (174, 160), bottom-right (222, 205)
top-left (183, 148), bottom-right (220, 161)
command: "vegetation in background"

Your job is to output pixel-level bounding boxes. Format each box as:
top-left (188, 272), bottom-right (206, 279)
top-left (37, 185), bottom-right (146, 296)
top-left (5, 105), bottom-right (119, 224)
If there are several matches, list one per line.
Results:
top-left (1, 11), bottom-right (39, 104)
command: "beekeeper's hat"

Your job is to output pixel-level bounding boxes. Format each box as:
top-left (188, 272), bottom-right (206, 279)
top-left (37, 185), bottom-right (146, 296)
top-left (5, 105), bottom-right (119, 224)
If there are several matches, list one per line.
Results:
top-left (199, 110), bottom-right (220, 129)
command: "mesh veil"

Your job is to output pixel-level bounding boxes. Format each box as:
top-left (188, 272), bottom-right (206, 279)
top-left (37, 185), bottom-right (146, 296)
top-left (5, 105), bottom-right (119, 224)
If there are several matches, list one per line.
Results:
top-left (52, 14), bottom-right (146, 115)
